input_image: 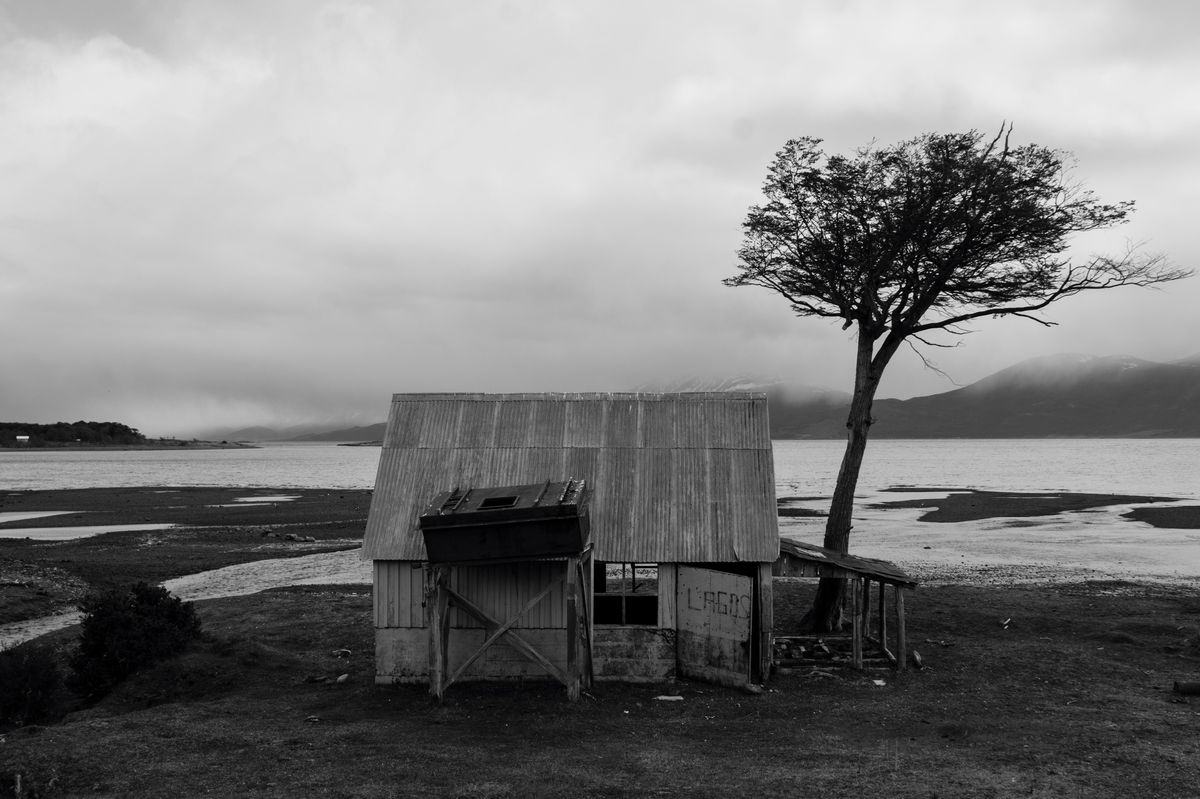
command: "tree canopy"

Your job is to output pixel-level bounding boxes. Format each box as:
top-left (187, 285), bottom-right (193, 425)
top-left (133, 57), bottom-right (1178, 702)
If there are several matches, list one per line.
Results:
top-left (726, 126), bottom-right (1190, 631)
top-left (728, 127), bottom-right (1188, 349)
top-left (0, 421), bottom-right (145, 446)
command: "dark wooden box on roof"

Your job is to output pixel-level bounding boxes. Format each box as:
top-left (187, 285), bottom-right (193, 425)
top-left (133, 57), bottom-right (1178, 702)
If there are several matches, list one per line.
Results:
top-left (419, 479), bottom-right (590, 563)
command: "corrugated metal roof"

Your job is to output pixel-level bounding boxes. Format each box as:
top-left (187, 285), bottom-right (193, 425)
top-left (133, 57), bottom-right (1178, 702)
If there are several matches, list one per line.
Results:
top-left (776, 539), bottom-right (918, 588)
top-left (363, 393), bottom-right (779, 563)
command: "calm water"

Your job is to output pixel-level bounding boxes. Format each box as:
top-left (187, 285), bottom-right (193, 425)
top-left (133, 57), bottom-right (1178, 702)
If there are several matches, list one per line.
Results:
top-left (773, 438), bottom-right (1200, 499)
top-left (1, 439), bottom-right (1197, 499)
top-left (0, 442), bottom-right (383, 491)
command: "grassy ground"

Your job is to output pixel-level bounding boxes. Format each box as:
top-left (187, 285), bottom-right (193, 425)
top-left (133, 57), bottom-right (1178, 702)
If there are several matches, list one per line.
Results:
top-left (2, 581), bottom-right (1199, 797)
top-left (2, 489), bottom-right (1200, 797)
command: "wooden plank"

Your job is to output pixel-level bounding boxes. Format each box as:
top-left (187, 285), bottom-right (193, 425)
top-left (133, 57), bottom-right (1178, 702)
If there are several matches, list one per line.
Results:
top-left (850, 577), bottom-right (862, 669)
top-left (860, 579), bottom-right (871, 640)
top-left (878, 579), bottom-right (888, 648)
top-left (428, 567), bottom-right (450, 700)
top-left (566, 556), bottom-right (579, 701)
top-left (757, 563), bottom-right (774, 682)
top-left (657, 564), bottom-right (676, 630)
top-left (579, 550), bottom-right (594, 688)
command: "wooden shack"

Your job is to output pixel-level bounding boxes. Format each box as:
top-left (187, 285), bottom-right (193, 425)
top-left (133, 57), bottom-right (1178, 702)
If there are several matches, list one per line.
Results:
top-left (773, 539), bottom-right (918, 670)
top-left (363, 392), bottom-right (781, 696)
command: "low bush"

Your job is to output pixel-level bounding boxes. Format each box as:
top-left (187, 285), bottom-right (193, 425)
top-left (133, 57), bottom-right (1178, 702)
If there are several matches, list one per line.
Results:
top-left (0, 642), bottom-right (64, 728)
top-left (68, 582), bottom-right (202, 702)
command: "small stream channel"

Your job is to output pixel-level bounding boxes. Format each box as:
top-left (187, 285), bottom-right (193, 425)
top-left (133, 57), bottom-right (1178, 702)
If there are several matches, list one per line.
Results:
top-left (0, 548), bottom-right (373, 649)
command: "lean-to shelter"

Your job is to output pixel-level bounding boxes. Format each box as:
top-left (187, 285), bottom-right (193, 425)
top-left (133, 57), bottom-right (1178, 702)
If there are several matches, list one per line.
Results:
top-left (363, 392), bottom-right (780, 695)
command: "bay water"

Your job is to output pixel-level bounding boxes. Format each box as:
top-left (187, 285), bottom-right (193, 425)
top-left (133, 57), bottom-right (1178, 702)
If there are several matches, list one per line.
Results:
top-left (3, 439), bottom-right (1197, 497)
top-left (2, 439), bottom-right (1198, 647)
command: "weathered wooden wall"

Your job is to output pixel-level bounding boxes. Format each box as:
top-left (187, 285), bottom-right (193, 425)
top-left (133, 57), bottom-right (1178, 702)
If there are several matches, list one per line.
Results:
top-left (374, 560), bottom-right (571, 629)
top-left (374, 560), bottom-right (772, 685)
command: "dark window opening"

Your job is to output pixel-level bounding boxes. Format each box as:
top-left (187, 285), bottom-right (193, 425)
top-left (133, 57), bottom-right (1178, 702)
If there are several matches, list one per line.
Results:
top-left (478, 495), bottom-right (519, 509)
top-left (594, 563), bottom-right (658, 626)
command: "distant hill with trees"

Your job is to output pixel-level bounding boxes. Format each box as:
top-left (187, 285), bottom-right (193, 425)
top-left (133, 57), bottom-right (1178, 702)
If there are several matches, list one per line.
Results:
top-left (0, 421), bottom-right (145, 447)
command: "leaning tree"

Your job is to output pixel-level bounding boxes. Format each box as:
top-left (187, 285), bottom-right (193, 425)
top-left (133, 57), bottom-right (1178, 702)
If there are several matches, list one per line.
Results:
top-left (725, 125), bottom-right (1190, 632)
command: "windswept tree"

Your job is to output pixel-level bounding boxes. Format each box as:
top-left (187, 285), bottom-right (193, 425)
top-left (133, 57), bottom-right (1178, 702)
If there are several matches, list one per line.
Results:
top-left (726, 126), bottom-right (1190, 631)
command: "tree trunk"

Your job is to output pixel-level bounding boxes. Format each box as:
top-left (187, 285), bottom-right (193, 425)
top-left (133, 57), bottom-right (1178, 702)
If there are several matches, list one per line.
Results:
top-left (799, 326), bottom-right (901, 633)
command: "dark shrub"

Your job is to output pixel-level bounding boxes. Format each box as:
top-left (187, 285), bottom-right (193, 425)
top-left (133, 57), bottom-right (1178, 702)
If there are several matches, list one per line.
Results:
top-left (69, 583), bottom-right (201, 702)
top-left (0, 642), bottom-right (64, 727)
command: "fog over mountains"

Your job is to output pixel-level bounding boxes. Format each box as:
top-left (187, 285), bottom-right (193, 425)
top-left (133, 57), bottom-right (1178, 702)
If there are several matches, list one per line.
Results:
top-left (768, 354), bottom-right (1200, 438)
top-left (213, 354), bottom-right (1200, 442)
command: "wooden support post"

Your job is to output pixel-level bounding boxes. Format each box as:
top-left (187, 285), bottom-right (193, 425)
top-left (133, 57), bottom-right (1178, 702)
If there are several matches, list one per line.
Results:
top-left (896, 586), bottom-right (908, 671)
top-left (860, 579), bottom-right (871, 644)
top-left (850, 577), bottom-right (862, 669)
top-left (566, 555), bottom-right (580, 701)
top-left (757, 562), bottom-right (774, 683)
top-left (578, 549), bottom-right (594, 689)
top-left (878, 580), bottom-right (888, 651)
top-left (427, 566), bottom-right (450, 700)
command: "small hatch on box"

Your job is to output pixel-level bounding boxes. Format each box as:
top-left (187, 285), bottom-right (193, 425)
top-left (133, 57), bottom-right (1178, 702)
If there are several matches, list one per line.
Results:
top-left (477, 495), bottom-right (520, 510)
top-left (419, 479), bottom-right (589, 563)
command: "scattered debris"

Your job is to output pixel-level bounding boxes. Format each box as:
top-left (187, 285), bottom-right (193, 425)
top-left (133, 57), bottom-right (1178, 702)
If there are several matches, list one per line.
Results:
top-left (335, 674), bottom-right (349, 684)
top-left (872, 679), bottom-right (887, 687)
top-left (331, 648), bottom-right (352, 658)
top-left (304, 715), bottom-right (320, 723)
top-left (1001, 618), bottom-right (1012, 629)
top-left (654, 695), bottom-right (684, 701)
top-left (911, 650), bottom-right (925, 670)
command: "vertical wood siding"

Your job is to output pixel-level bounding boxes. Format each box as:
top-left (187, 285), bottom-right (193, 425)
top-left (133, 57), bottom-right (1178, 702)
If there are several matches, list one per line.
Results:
top-left (374, 560), bottom-right (568, 630)
top-left (373, 561), bottom-right (425, 628)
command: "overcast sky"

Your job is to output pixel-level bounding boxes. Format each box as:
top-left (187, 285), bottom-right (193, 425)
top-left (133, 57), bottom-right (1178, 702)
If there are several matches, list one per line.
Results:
top-left (2, 0), bottom-right (1197, 437)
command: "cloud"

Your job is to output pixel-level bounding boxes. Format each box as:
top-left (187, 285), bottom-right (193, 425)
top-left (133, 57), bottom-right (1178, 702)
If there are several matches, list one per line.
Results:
top-left (0, 0), bottom-right (1197, 435)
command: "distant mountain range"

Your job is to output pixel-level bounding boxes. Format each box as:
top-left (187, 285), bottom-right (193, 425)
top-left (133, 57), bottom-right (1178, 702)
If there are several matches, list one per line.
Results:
top-left (767, 353), bottom-right (1200, 438)
top-left (212, 354), bottom-right (1200, 441)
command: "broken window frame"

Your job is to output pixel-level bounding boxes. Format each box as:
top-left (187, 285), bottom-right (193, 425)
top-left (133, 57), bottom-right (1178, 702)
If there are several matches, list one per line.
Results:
top-left (593, 562), bottom-right (659, 627)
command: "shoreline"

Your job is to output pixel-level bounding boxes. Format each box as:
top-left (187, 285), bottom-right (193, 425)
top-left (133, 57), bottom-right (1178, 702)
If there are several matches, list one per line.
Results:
top-left (0, 441), bottom-right (259, 451)
top-left (0, 487), bottom-right (373, 634)
top-left (5, 485), bottom-right (1199, 642)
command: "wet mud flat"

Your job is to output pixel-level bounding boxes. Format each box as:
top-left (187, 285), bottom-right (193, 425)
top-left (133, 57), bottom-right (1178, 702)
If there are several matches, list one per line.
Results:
top-left (871, 487), bottom-right (1200, 527)
top-left (0, 487), bottom-right (373, 627)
